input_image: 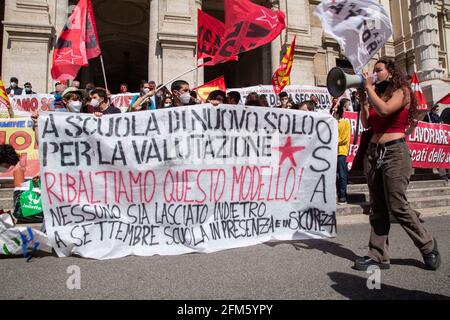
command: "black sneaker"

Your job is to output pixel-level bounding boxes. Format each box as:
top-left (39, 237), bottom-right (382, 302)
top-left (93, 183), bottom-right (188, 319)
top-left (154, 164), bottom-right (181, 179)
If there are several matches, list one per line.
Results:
top-left (422, 239), bottom-right (441, 270)
top-left (354, 256), bottom-right (390, 271)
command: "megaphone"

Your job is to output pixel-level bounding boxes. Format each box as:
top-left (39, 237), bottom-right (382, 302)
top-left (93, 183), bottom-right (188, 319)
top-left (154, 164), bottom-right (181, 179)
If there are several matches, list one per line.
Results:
top-left (326, 67), bottom-right (364, 98)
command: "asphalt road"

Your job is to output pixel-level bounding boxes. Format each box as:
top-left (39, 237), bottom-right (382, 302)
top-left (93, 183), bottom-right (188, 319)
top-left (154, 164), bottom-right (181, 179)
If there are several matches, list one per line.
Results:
top-left (1, 214), bottom-right (449, 300)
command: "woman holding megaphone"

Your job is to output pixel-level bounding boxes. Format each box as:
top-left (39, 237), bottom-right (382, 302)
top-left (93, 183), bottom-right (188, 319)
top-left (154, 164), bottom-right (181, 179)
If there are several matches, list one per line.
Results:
top-left (353, 60), bottom-right (441, 271)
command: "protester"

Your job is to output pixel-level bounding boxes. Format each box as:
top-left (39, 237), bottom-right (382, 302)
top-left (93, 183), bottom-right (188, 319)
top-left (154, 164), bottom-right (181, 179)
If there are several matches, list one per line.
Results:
top-left (351, 91), bottom-right (360, 112)
top-left (277, 92), bottom-right (289, 108)
top-left (310, 95), bottom-right (319, 109)
top-left (226, 91), bottom-right (241, 105)
top-left (245, 92), bottom-right (264, 106)
top-left (85, 82), bottom-right (96, 95)
top-left (6, 77), bottom-right (23, 96)
top-left (423, 104), bottom-right (441, 123)
top-left (72, 80), bottom-right (81, 89)
top-left (354, 59), bottom-right (440, 271)
top-left (162, 96), bottom-right (174, 108)
top-left (440, 106), bottom-right (450, 125)
top-left (0, 144), bottom-right (20, 173)
top-left (171, 80), bottom-right (194, 106)
top-left (207, 90), bottom-right (226, 106)
top-left (299, 100), bottom-right (316, 112)
top-left (51, 83), bottom-right (68, 111)
top-left (260, 94), bottom-right (270, 107)
top-left (87, 87), bottom-right (121, 115)
top-left (330, 97), bottom-right (339, 115)
top-left (155, 86), bottom-right (171, 109)
top-left (335, 102), bottom-right (351, 204)
top-left (130, 82), bottom-right (155, 111)
top-left (62, 87), bottom-right (88, 113)
top-left (119, 83), bottom-right (129, 94)
top-left (23, 82), bottom-right (36, 95)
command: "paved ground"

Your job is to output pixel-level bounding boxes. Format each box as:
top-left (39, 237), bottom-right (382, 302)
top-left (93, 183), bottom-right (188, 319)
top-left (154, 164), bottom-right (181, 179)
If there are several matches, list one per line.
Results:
top-left (1, 212), bottom-right (449, 300)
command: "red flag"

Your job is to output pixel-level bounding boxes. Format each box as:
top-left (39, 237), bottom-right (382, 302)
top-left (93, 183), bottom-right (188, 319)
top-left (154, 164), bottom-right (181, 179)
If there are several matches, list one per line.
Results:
top-left (272, 36), bottom-right (296, 94)
top-left (197, 10), bottom-right (225, 60)
top-left (205, 0), bottom-right (286, 67)
top-left (51, 0), bottom-right (101, 81)
top-left (411, 72), bottom-right (428, 110)
top-left (193, 76), bottom-right (227, 102)
top-left (0, 79), bottom-right (13, 118)
top-left (437, 93), bottom-right (450, 105)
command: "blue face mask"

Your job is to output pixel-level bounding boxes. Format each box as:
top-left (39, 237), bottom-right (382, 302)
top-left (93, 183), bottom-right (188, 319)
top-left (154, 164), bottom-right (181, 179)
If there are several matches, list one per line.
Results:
top-left (54, 93), bottom-right (62, 101)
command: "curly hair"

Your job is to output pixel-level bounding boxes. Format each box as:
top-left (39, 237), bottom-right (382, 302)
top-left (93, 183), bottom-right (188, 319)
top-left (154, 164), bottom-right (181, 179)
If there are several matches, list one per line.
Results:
top-left (0, 144), bottom-right (20, 166)
top-left (375, 59), bottom-right (418, 126)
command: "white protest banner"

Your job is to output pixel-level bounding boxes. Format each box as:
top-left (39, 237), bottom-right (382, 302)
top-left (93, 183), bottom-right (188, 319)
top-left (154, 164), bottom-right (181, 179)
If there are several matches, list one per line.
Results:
top-left (11, 94), bottom-right (55, 116)
top-left (228, 85), bottom-right (350, 109)
top-left (39, 105), bottom-right (338, 259)
top-left (315, 0), bottom-right (393, 74)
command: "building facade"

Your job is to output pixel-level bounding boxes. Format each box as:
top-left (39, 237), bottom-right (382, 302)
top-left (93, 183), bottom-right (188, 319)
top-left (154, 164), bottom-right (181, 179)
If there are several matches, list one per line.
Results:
top-left (1, 0), bottom-right (449, 103)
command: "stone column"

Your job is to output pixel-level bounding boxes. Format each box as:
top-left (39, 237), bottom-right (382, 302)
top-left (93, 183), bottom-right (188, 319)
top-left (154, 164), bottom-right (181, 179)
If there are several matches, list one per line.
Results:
top-left (270, 0), bottom-right (282, 76)
top-left (410, 0), bottom-right (449, 104)
top-left (148, 0), bottom-right (161, 84)
top-left (410, 0), bottom-right (445, 80)
top-left (2, 0), bottom-right (55, 93)
top-left (195, 0), bottom-right (203, 87)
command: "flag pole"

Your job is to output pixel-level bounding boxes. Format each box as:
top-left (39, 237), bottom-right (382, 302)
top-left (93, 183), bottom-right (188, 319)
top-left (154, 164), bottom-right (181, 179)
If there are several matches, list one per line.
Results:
top-left (156, 65), bottom-right (201, 91)
top-left (99, 55), bottom-right (108, 92)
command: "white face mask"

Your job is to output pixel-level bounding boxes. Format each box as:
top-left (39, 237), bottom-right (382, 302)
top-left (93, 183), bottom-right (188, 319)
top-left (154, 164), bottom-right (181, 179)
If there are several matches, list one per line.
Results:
top-left (143, 88), bottom-right (150, 94)
top-left (90, 99), bottom-right (100, 108)
top-left (10, 82), bottom-right (17, 88)
top-left (180, 92), bottom-right (191, 105)
top-left (68, 101), bottom-right (82, 113)
top-left (164, 103), bottom-right (172, 108)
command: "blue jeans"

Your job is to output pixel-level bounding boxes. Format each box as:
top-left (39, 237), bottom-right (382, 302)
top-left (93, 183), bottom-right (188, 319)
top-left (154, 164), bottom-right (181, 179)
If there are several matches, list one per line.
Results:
top-left (337, 155), bottom-right (348, 201)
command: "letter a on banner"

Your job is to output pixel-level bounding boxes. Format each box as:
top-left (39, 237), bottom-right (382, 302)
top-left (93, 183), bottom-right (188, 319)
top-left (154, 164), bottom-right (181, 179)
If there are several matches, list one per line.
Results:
top-left (314, 0), bottom-right (392, 74)
top-left (272, 36), bottom-right (296, 95)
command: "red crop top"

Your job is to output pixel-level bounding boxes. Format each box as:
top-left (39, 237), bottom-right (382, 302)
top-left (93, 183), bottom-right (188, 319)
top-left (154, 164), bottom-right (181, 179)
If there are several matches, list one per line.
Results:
top-left (368, 106), bottom-right (409, 134)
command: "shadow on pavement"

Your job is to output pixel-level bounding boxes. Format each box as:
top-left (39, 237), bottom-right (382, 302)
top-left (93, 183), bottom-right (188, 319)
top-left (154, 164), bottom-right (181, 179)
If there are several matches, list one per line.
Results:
top-left (265, 239), bottom-right (359, 262)
top-left (328, 272), bottom-right (450, 300)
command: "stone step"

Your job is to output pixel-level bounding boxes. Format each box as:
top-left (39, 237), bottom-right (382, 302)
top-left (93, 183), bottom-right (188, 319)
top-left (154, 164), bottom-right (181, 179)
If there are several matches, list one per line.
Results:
top-left (347, 179), bottom-right (448, 193)
top-left (0, 197), bottom-right (14, 210)
top-left (348, 173), bottom-right (442, 184)
top-left (347, 186), bottom-right (450, 203)
top-left (336, 195), bottom-right (450, 216)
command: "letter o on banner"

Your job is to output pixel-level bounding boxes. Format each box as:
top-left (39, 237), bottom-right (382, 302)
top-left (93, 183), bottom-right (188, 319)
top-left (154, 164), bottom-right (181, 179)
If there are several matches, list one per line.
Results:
top-left (9, 131), bottom-right (32, 151)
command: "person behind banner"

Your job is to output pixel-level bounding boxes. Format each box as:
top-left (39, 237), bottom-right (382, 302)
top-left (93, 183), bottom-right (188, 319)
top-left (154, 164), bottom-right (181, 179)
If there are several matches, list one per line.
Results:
top-left (119, 83), bottom-right (129, 94)
top-left (422, 104), bottom-right (441, 124)
top-left (129, 82), bottom-right (155, 111)
top-left (334, 102), bottom-right (351, 204)
top-left (155, 85), bottom-right (171, 108)
top-left (299, 100), bottom-right (316, 112)
top-left (24, 82), bottom-right (36, 95)
top-left (6, 77), bottom-right (23, 97)
top-left (162, 96), bottom-right (174, 108)
top-left (226, 91), bottom-right (241, 105)
top-left (245, 92), bottom-right (264, 107)
top-left (277, 92), bottom-right (289, 108)
top-left (207, 90), bottom-right (226, 106)
top-left (354, 59), bottom-right (441, 271)
top-left (171, 80), bottom-right (195, 107)
top-left (87, 87), bottom-right (121, 115)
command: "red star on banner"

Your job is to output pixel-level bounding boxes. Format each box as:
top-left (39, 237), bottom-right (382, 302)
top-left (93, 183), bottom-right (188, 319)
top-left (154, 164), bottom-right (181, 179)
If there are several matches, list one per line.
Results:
top-left (55, 50), bottom-right (83, 64)
top-left (256, 9), bottom-right (278, 29)
top-left (273, 137), bottom-right (306, 167)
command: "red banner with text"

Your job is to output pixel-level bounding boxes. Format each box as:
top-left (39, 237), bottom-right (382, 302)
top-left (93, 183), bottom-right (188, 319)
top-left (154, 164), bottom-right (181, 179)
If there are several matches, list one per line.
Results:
top-left (343, 112), bottom-right (450, 169)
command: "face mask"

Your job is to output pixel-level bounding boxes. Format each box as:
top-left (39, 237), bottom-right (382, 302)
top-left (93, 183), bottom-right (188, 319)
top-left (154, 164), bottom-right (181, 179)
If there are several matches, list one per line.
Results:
top-left (143, 88), bottom-right (150, 94)
top-left (68, 101), bottom-right (82, 113)
top-left (375, 80), bottom-right (390, 96)
top-left (179, 92), bottom-right (191, 105)
top-left (90, 99), bottom-right (100, 108)
top-left (164, 103), bottom-right (172, 108)
top-left (10, 82), bottom-right (17, 88)
top-left (25, 88), bottom-right (32, 93)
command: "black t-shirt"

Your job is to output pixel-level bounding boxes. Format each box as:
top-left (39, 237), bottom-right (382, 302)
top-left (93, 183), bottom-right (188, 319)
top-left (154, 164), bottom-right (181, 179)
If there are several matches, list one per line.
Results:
top-left (440, 107), bottom-right (450, 125)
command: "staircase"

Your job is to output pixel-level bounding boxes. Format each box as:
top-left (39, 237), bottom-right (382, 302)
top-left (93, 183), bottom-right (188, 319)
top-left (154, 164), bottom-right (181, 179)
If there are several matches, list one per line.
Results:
top-left (337, 168), bottom-right (450, 216)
